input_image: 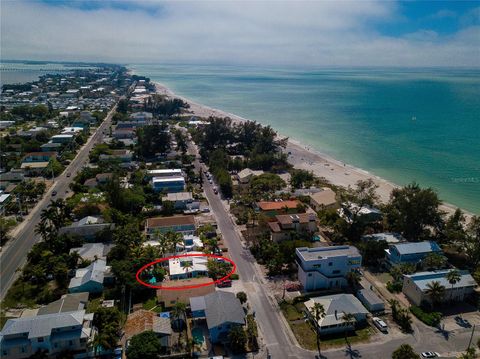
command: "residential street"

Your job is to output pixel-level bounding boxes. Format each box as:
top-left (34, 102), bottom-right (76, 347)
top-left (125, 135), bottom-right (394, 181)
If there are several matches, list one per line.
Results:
top-left (186, 138), bottom-right (479, 359)
top-left (0, 104), bottom-right (116, 301)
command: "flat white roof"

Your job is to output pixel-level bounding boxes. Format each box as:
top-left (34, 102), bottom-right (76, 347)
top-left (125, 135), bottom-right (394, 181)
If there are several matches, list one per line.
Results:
top-left (152, 176), bottom-right (185, 183)
top-left (148, 169), bottom-right (182, 175)
top-left (169, 252), bottom-right (208, 276)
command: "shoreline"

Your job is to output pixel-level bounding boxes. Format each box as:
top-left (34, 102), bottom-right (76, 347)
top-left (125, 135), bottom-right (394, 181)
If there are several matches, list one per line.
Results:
top-left (153, 81), bottom-right (472, 218)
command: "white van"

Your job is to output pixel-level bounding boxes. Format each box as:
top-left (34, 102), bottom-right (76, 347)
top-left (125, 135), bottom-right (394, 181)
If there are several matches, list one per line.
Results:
top-left (372, 317), bottom-right (388, 333)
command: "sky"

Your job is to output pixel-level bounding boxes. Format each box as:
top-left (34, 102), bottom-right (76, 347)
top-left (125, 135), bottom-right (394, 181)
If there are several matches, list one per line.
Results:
top-left (1, 0), bottom-right (479, 67)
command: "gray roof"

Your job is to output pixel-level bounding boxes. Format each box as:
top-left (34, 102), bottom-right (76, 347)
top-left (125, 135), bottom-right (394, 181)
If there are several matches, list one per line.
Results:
top-left (37, 293), bottom-right (89, 315)
top-left (153, 317), bottom-right (172, 336)
top-left (204, 291), bottom-right (245, 329)
top-left (69, 259), bottom-right (106, 289)
top-left (1, 310), bottom-right (85, 339)
top-left (189, 296), bottom-right (206, 312)
top-left (69, 243), bottom-right (111, 261)
top-left (297, 245), bottom-right (360, 262)
top-left (391, 241), bottom-right (442, 255)
top-left (405, 270), bottom-right (477, 291)
top-left (357, 289), bottom-right (384, 306)
top-left (306, 294), bottom-right (368, 327)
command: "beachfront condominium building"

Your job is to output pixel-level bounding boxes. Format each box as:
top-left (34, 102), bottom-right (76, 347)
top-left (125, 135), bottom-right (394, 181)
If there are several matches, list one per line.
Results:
top-left (385, 241), bottom-right (443, 267)
top-left (402, 270), bottom-right (477, 306)
top-left (296, 246), bottom-right (362, 292)
top-left (0, 310), bottom-right (95, 359)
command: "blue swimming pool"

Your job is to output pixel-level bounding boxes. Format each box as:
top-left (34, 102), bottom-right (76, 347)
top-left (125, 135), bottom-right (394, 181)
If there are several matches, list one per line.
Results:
top-left (192, 327), bottom-right (204, 344)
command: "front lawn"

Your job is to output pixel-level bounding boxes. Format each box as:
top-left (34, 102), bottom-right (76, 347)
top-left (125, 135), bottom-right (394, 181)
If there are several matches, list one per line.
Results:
top-left (279, 299), bottom-right (374, 350)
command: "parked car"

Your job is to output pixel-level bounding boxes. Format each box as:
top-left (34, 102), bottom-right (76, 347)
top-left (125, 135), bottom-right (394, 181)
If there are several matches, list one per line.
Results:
top-left (51, 190), bottom-right (57, 196)
top-left (372, 317), bottom-right (388, 333)
top-left (66, 172), bottom-right (71, 177)
top-left (421, 352), bottom-right (439, 358)
top-left (213, 187), bottom-right (218, 194)
top-left (217, 279), bottom-right (232, 288)
top-left (202, 207), bottom-right (210, 213)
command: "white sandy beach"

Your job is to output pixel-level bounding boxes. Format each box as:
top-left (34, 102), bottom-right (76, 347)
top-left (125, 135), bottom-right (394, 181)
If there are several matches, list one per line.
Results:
top-left (154, 82), bottom-right (469, 218)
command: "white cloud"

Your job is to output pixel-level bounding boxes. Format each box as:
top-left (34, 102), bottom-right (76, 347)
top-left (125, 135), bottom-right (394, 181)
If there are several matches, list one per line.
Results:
top-left (0, 0), bottom-right (479, 67)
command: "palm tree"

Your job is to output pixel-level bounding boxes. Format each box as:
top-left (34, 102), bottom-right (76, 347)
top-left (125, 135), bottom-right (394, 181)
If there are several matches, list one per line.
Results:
top-left (446, 269), bottom-right (461, 303)
top-left (425, 281), bottom-right (446, 308)
top-left (155, 230), bottom-right (170, 257)
top-left (172, 302), bottom-right (187, 347)
top-left (341, 312), bottom-right (356, 345)
top-left (167, 231), bottom-right (184, 255)
top-left (183, 260), bottom-right (193, 278)
top-left (346, 271), bottom-right (361, 291)
top-left (311, 302), bottom-right (326, 358)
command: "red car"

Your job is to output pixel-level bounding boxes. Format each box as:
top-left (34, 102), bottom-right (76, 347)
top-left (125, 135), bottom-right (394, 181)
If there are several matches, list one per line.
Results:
top-left (216, 279), bottom-right (232, 288)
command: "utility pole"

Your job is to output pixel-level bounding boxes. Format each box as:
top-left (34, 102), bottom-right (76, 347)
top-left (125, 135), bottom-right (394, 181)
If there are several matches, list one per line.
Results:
top-left (467, 324), bottom-right (476, 350)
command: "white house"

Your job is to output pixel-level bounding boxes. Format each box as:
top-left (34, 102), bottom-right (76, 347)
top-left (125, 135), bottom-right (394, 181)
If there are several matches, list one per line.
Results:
top-left (305, 294), bottom-right (369, 335)
top-left (296, 246), bottom-right (362, 292)
top-left (168, 252), bottom-right (208, 280)
top-left (402, 270), bottom-right (477, 306)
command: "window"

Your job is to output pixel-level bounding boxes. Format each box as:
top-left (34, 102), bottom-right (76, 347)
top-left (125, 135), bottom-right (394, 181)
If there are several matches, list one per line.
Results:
top-left (69, 340), bottom-right (73, 346)
top-left (80, 338), bottom-right (87, 344)
top-left (38, 337), bottom-right (44, 343)
top-left (308, 273), bottom-right (312, 277)
top-left (332, 270), bottom-right (340, 274)
top-left (313, 264), bottom-right (321, 268)
top-left (21, 347), bottom-right (26, 353)
top-left (328, 262), bottom-right (333, 266)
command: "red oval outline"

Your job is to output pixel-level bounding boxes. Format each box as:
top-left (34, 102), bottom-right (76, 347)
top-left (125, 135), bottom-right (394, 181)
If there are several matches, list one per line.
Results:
top-left (135, 253), bottom-right (236, 290)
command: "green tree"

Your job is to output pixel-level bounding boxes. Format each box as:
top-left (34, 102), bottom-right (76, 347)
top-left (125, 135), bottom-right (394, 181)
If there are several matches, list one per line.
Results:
top-left (421, 252), bottom-right (447, 271)
top-left (311, 302), bottom-right (326, 358)
top-left (442, 208), bottom-right (467, 244)
top-left (92, 307), bottom-right (123, 352)
top-left (125, 331), bottom-right (163, 359)
top-left (425, 281), bottom-right (446, 307)
top-left (384, 182), bottom-right (443, 241)
top-left (446, 269), bottom-right (461, 303)
top-left (228, 326), bottom-right (247, 354)
top-left (346, 271), bottom-right (361, 290)
top-left (236, 291), bottom-right (247, 304)
top-left (341, 312), bottom-right (356, 343)
top-left (391, 344), bottom-right (420, 359)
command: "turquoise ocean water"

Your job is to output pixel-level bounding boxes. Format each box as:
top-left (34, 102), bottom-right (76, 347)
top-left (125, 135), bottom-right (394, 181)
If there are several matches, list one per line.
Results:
top-left (130, 64), bottom-right (480, 214)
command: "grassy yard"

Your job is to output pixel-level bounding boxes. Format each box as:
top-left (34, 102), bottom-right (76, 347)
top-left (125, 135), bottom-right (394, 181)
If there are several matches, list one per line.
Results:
top-left (321, 327), bottom-right (374, 349)
top-left (279, 300), bottom-right (374, 351)
top-left (280, 301), bottom-right (304, 321)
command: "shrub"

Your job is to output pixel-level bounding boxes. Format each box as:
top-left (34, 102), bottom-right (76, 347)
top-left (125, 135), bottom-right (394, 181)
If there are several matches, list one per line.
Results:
top-left (410, 305), bottom-right (442, 326)
top-left (386, 281), bottom-right (403, 293)
top-left (230, 273), bottom-right (240, 280)
top-left (292, 295), bottom-right (309, 304)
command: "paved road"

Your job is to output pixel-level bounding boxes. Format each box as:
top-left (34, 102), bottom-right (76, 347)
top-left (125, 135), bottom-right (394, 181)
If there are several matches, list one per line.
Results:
top-left (186, 136), bottom-right (478, 359)
top-left (0, 104), bottom-right (117, 301)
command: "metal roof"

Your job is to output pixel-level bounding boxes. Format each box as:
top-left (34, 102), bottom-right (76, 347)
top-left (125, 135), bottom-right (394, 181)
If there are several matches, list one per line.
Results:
top-left (204, 291), bottom-right (245, 329)
top-left (391, 241), bottom-right (441, 255)
top-left (405, 270), bottom-right (477, 291)
top-left (1, 311), bottom-right (85, 339)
